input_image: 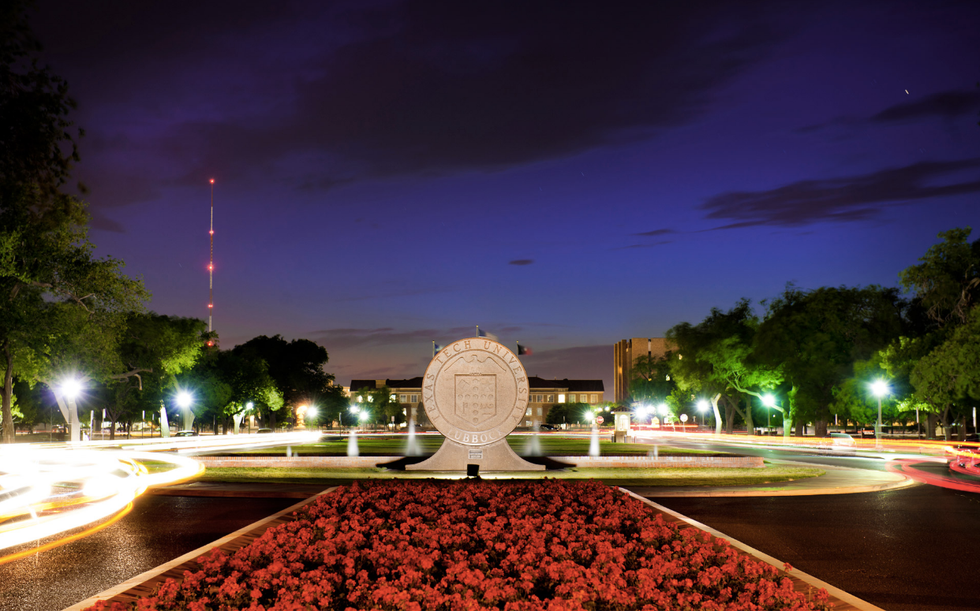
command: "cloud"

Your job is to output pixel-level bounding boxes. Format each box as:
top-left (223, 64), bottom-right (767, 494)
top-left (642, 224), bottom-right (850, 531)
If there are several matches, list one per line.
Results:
top-left (700, 158), bottom-right (980, 229)
top-left (311, 324), bottom-right (527, 350)
top-left (633, 228), bottom-right (676, 237)
top-left (34, 0), bottom-right (784, 210)
top-left (870, 89), bottom-right (980, 124)
top-left (798, 88), bottom-right (980, 133)
top-left (309, 328), bottom-right (439, 350)
top-left (509, 259), bottom-right (534, 266)
top-left (615, 241), bottom-right (672, 250)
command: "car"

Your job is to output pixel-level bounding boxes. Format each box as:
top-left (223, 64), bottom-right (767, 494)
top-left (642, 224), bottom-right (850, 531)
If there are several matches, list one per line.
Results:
top-left (538, 423), bottom-right (556, 431)
top-left (829, 432), bottom-right (856, 447)
top-left (173, 430), bottom-right (198, 437)
top-left (857, 428), bottom-right (876, 439)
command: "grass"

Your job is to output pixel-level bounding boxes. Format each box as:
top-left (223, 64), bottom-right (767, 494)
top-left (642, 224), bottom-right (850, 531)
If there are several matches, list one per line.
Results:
top-left (219, 435), bottom-right (718, 457)
top-left (195, 464), bottom-right (824, 488)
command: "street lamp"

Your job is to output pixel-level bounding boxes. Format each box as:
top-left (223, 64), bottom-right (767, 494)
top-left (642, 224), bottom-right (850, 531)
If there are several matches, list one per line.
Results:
top-left (870, 380), bottom-right (889, 447)
top-left (60, 377), bottom-right (83, 442)
top-left (176, 390), bottom-right (193, 432)
top-left (696, 399), bottom-right (708, 429)
top-left (306, 405), bottom-right (318, 429)
top-left (762, 394), bottom-right (776, 434)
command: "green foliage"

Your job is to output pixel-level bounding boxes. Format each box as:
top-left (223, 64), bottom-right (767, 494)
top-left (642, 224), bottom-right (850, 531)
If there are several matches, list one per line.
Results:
top-left (889, 228), bottom-right (980, 438)
top-left (899, 227), bottom-right (980, 328)
top-left (666, 299), bottom-right (779, 434)
top-left (910, 306), bottom-right (980, 421)
top-left (233, 335), bottom-right (344, 424)
top-left (0, 4), bottom-right (149, 441)
top-left (627, 354), bottom-right (674, 404)
top-left (755, 285), bottom-right (904, 435)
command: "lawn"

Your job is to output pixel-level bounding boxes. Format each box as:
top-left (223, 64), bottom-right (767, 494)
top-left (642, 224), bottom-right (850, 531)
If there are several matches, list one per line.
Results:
top-left (195, 464), bottom-right (824, 487)
top-left (217, 434), bottom-right (717, 457)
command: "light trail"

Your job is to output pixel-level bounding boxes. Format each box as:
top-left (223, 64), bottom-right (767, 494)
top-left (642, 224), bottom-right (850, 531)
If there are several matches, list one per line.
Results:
top-left (0, 445), bottom-right (204, 559)
top-left (886, 458), bottom-right (980, 493)
top-left (629, 428), bottom-right (951, 457)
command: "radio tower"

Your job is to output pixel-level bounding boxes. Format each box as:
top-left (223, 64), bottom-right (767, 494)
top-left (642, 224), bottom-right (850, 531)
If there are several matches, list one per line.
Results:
top-left (208, 178), bottom-right (215, 337)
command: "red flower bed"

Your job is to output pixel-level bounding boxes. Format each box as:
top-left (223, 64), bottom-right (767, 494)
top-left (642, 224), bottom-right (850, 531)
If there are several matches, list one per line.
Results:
top-left (89, 479), bottom-right (831, 610)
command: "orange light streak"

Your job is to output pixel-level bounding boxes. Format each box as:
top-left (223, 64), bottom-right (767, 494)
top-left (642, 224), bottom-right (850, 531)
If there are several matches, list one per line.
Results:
top-left (0, 502), bottom-right (133, 566)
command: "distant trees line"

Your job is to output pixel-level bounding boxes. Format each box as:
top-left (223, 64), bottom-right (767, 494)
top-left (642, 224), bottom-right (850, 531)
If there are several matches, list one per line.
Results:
top-left (626, 227), bottom-right (980, 441)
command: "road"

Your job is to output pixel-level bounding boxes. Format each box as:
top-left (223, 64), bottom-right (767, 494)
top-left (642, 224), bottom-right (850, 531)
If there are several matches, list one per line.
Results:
top-left (628, 436), bottom-right (980, 611)
top-left (0, 495), bottom-right (297, 611)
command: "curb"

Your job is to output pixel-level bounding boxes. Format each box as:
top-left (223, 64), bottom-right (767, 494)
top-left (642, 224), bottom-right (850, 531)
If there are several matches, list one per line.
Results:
top-left (622, 489), bottom-right (885, 611)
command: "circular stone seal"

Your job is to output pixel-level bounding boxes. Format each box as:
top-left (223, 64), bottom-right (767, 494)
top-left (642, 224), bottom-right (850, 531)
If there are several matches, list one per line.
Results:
top-left (421, 338), bottom-right (529, 446)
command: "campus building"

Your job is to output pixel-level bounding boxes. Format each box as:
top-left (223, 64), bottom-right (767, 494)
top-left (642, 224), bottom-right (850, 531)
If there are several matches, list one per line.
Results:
top-left (613, 337), bottom-right (673, 403)
top-left (348, 376), bottom-right (604, 428)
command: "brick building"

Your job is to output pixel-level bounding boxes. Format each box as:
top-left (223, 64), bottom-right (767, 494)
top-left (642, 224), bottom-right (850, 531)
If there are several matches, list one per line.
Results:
top-left (349, 376), bottom-right (604, 428)
top-left (613, 337), bottom-right (673, 403)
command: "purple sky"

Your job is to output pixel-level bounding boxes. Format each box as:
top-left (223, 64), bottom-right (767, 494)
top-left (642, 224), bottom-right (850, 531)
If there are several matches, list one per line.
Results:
top-left (31, 1), bottom-right (980, 396)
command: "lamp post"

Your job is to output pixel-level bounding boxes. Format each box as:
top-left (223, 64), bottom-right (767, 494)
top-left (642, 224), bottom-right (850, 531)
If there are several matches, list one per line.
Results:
top-left (762, 394), bottom-right (776, 435)
top-left (61, 378), bottom-right (83, 442)
top-left (696, 399), bottom-right (708, 430)
top-left (870, 380), bottom-right (889, 448)
top-left (177, 391), bottom-right (193, 432)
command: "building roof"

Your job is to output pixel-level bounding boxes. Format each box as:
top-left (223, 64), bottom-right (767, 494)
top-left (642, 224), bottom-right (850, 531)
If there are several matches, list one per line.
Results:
top-left (349, 378), bottom-right (423, 393)
top-left (527, 377), bottom-right (604, 392)
top-left (352, 377), bottom-right (602, 393)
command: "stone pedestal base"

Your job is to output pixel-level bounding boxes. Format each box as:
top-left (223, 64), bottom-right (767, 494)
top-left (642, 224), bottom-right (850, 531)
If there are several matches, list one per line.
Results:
top-left (406, 438), bottom-right (544, 472)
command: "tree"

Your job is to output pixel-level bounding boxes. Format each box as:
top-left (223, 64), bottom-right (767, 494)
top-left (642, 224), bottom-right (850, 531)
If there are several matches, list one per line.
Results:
top-left (667, 300), bottom-right (780, 435)
top-left (233, 335), bottom-right (343, 423)
top-left (909, 307), bottom-right (980, 440)
top-left (627, 354), bottom-right (675, 406)
top-left (899, 227), bottom-right (980, 329)
top-left (754, 285), bottom-right (904, 437)
top-left (98, 313), bottom-right (208, 438)
top-left (893, 227), bottom-right (980, 439)
top-left (0, 3), bottom-right (148, 441)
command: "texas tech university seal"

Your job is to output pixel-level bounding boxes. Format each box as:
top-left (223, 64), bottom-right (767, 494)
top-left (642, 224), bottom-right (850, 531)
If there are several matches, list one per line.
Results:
top-left (407, 337), bottom-right (544, 471)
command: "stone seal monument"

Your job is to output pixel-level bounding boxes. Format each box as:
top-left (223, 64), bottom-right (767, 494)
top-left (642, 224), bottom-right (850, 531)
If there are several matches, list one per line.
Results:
top-left (407, 337), bottom-right (544, 471)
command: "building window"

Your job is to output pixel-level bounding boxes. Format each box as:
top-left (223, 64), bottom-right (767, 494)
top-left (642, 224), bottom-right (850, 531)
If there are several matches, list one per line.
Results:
top-left (591, 394), bottom-right (598, 403)
top-left (547, 394), bottom-right (554, 403)
top-left (558, 394), bottom-right (565, 403)
top-left (526, 408), bottom-right (531, 416)
top-left (569, 394), bottom-right (577, 402)
top-left (410, 394), bottom-right (418, 403)
top-left (357, 396), bottom-right (363, 403)
top-left (536, 407), bottom-right (542, 416)
top-left (399, 394), bottom-right (407, 402)
top-left (390, 394), bottom-right (397, 402)
top-left (525, 420), bottom-right (531, 427)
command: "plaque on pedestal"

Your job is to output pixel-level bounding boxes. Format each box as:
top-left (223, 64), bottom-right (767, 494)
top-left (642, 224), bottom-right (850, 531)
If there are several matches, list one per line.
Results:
top-left (407, 337), bottom-right (544, 472)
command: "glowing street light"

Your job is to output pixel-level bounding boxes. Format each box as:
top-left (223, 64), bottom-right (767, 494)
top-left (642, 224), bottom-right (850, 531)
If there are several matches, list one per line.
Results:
top-left (870, 380), bottom-right (889, 447)
top-left (762, 394), bottom-right (776, 433)
top-left (696, 399), bottom-right (708, 428)
top-left (176, 390), bottom-right (194, 432)
top-left (60, 377), bottom-right (83, 442)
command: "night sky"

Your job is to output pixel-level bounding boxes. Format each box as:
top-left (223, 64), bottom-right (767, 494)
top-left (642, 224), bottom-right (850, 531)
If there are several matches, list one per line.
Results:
top-left (29, 1), bottom-right (980, 395)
